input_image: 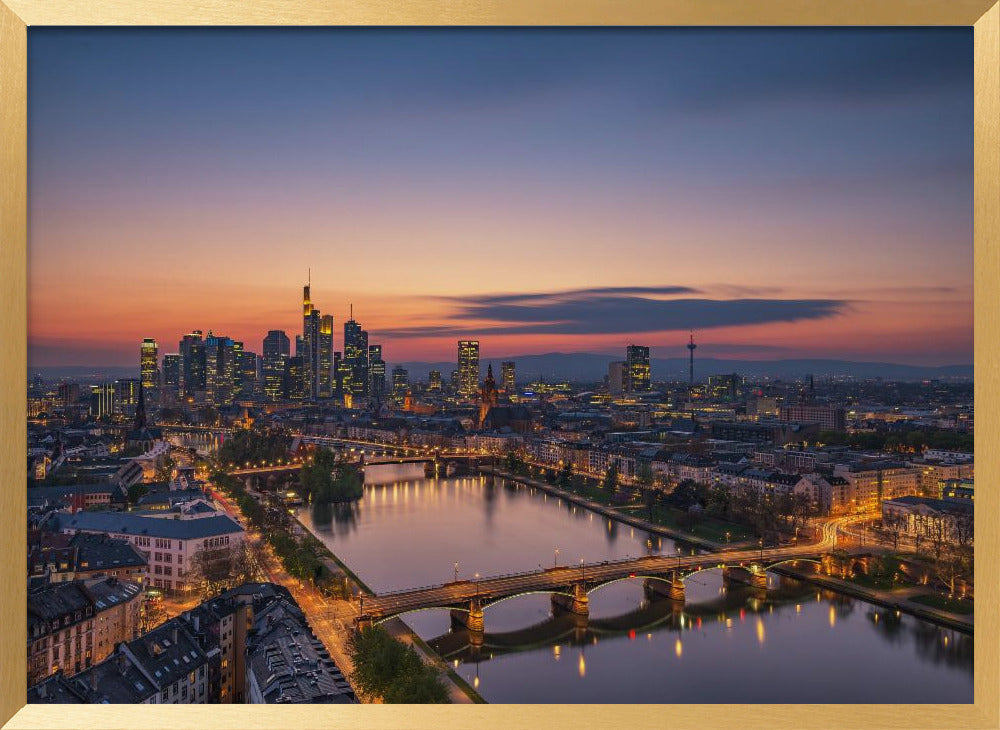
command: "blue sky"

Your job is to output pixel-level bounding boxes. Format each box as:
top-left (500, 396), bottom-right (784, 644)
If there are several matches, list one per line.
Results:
top-left (28, 28), bottom-right (973, 366)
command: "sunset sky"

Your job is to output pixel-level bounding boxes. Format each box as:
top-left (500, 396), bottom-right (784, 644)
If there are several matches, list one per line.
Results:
top-left (27, 28), bottom-right (972, 368)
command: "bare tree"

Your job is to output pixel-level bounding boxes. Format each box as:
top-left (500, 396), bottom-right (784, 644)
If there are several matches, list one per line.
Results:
top-left (928, 516), bottom-right (947, 562)
top-left (186, 542), bottom-right (258, 598)
top-left (933, 543), bottom-right (971, 597)
top-left (881, 511), bottom-right (905, 552)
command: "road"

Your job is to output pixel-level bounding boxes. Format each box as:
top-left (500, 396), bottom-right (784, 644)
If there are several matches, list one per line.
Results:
top-left (208, 485), bottom-right (360, 687)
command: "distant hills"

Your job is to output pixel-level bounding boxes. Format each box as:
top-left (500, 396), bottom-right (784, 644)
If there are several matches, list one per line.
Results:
top-left (31, 352), bottom-right (972, 385)
top-left (392, 352), bottom-right (972, 383)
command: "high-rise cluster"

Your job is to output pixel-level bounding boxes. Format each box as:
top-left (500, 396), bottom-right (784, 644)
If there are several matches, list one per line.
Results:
top-left (138, 276), bottom-right (392, 410)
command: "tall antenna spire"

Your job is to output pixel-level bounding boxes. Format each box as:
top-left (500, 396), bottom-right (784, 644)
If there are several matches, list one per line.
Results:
top-left (350, 303), bottom-right (353, 320)
top-left (686, 331), bottom-right (697, 387)
top-left (308, 267), bottom-right (311, 286)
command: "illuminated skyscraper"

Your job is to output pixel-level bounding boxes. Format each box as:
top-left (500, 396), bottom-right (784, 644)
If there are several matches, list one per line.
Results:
top-left (625, 344), bottom-right (651, 392)
top-left (368, 345), bottom-right (386, 402)
top-left (162, 354), bottom-right (181, 401)
top-left (428, 370), bottom-right (442, 392)
top-left (179, 331), bottom-right (206, 399)
top-left (205, 332), bottom-right (237, 406)
top-left (317, 314), bottom-right (334, 398)
top-left (300, 274), bottom-right (333, 400)
top-left (262, 330), bottom-right (290, 402)
top-left (302, 277), bottom-right (315, 400)
top-left (112, 378), bottom-right (141, 418)
top-left (139, 338), bottom-right (159, 406)
top-left (457, 340), bottom-right (480, 399)
top-left (343, 312), bottom-right (369, 398)
top-left (334, 351), bottom-right (348, 398)
top-left (284, 356), bottom-right (305, 400)
top-left (501, 361), bottom-right (516, 396)
top-left (391, 366), bottom-right (409, 407)
top-left (237, 349), bottom-right (259, 399)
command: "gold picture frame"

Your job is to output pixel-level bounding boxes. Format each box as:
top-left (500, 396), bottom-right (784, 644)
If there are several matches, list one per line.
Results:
top-left (1, 1), bottom-right (997, 727)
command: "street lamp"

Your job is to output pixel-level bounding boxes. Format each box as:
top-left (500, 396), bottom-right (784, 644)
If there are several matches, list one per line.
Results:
top-left (454, 562), bottom-right (459, 583)
top-left (759, 538), bottom-right (764, 561)
top-left (474, 572), bottom-right (480, 596)
top-left (554, 549), bottom-right (560, 569)
top-left (580, 558), bottom-right (586, 583)
top-left (725, 531), bottom-right (731, 547)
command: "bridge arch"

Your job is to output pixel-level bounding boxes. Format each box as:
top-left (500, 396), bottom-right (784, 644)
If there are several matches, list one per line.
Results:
top-left (371, 604), bottom-right (467, 626)
top-left (483, 589), bottom-right (577, 609)
top-left (765, 558), bottom-right (824, 572)
top-left (371, 588), bottom-right (581, 624)
top-left (585, 574), bottom-right (675, 595)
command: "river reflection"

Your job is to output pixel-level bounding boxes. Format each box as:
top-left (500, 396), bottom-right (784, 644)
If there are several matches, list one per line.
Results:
top-left (298, 475), bottom-right (973, 703)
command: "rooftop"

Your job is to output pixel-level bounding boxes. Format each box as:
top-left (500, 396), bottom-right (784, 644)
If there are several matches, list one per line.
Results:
top-left (54, 511), bottom-right (244, 541)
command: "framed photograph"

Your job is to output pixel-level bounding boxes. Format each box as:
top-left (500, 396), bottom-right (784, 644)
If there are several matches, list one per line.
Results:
top-left (1, 1), bottom-right (997, 729)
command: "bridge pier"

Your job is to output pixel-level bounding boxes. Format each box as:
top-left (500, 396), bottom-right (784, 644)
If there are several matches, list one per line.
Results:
top-left (722, 565), bottom-right (768, 589)
top-left (355, 616), bottom-right (374, 632)
top-left (644, 574), bottom-right (685, 603)
top-left (821, 553), bottom-right (869, 579)
top-left (450, 599), bottom-right (484, 633)
top-left (551, 583), bottom-right (589, 618)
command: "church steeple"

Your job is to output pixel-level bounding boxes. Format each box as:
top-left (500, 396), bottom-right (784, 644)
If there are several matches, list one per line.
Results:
top-left (134, 382), bottom-right (147, 431)
top-left (479, 363), bottom-right (498, 429)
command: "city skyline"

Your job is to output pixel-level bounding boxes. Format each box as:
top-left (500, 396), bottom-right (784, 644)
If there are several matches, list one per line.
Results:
top-left (28, 28), bottom-right (972, 368)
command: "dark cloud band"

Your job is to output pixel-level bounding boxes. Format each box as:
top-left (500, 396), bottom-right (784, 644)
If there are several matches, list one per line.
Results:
top-left (377, 291), bottom-right (847, 338)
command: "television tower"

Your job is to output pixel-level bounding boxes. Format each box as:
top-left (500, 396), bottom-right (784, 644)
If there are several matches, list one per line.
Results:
top-left (687, 332), bottom-right (697, 386)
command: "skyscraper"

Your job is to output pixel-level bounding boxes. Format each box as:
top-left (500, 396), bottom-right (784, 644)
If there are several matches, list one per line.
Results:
top-left (262, 330), bottom-right (290, 402)
top-left (608, 361), bottom-right (626, 397)
top-left (179, 331), bottom-right (206, 399)
top-left (205, 332), bottom-right (237, 406)
top-left (501, 361), bottom-right (516, 396)
top-left (162, 354), bottom-right (181, 401)
top-left (112, 378), bottom-right (141, 418)
top-left (625, 345), bottom-right (651, 392)
top-left (317, 314), bottom-right (334, 398)
top-left (302, 277), bottom-right (315, 400)
top-left (139, 338), bottom-right (159, 406)
top-left (284, 356), bottom-right (305, 400)
top-left (334, 351), bottom-right (347, 398)
top-left (457, 340), bottom-right (480, 400)
top-left (391, 366), bottom-right (409, 407)
top-left (368, 345), bottom-right (386, 402)
top-left (237, 349), bottom-right (259, 400)
top-left (428, 370), bottom-right (442, 392)
top-left (343, 313), bottom-right (369, 398)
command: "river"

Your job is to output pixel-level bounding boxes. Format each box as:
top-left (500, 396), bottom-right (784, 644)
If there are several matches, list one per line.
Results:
top-left (297, 472), bottom-right (973, 703)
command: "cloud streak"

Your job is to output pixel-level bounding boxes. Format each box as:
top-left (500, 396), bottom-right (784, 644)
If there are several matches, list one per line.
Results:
top-left (377, 289), bottom-right (848, 338)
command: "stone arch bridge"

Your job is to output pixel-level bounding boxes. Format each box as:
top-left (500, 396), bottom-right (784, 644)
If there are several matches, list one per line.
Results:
top-left (356, 548), bottom-right (868, 634)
